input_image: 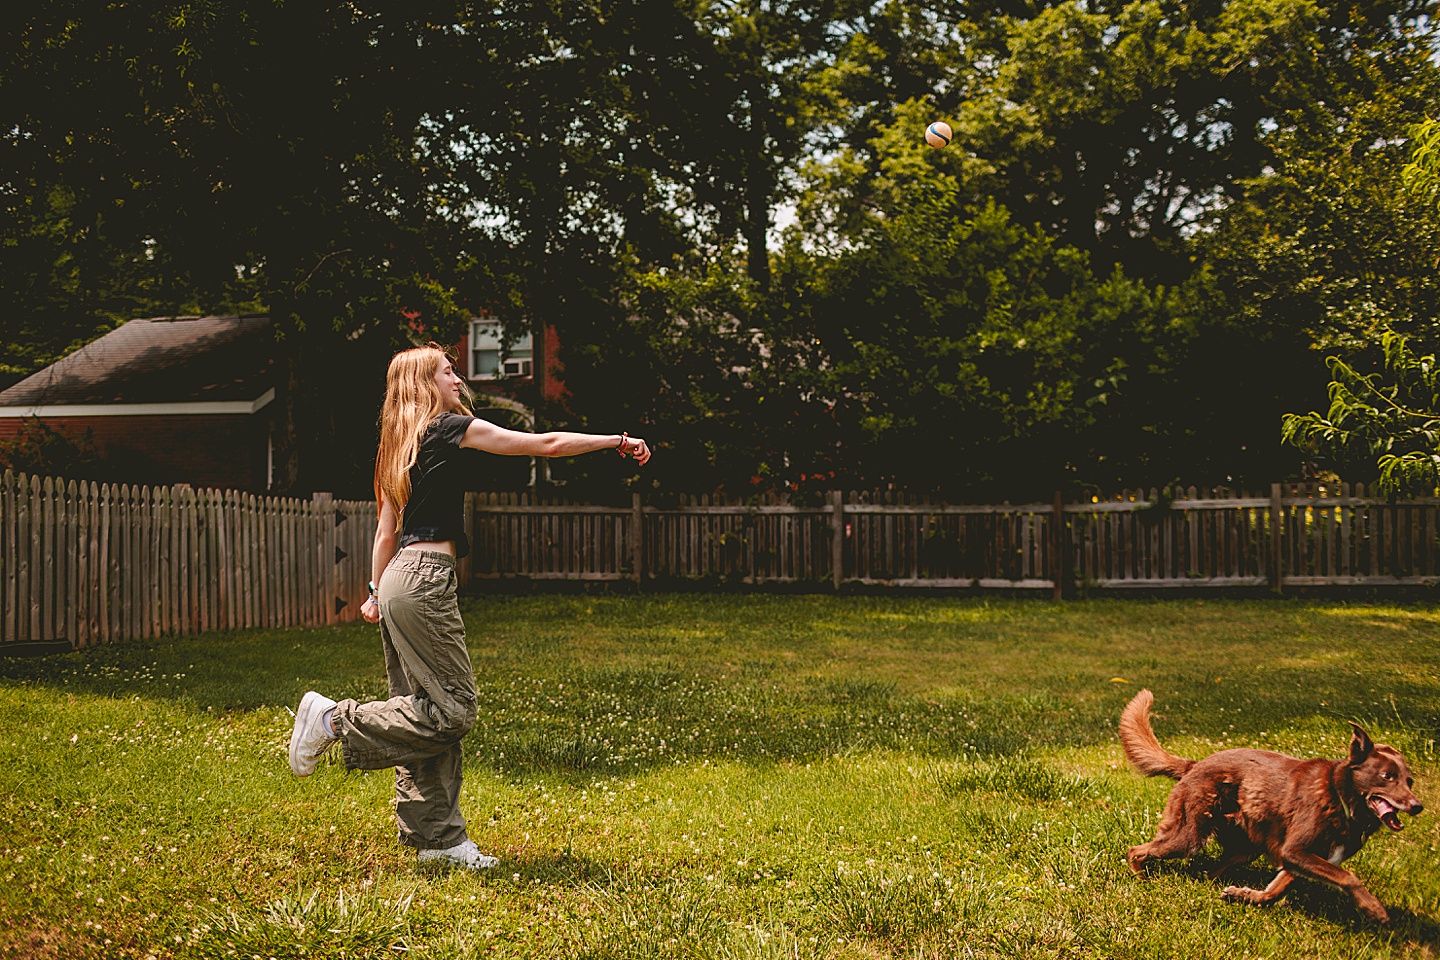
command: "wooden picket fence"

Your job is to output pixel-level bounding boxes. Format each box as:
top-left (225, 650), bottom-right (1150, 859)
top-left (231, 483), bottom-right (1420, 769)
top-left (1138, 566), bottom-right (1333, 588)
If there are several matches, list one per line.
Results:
top-left (5, 475), bottom-right (1440, 650)
top-left (466, 490), bottom-right (1068, 587)
top-left (467, 484), bottom-right (1440, 593)
top-left (1071, 483), bottom-right (1440, 588)
top-left (0, 470), bottom-right (376, 648)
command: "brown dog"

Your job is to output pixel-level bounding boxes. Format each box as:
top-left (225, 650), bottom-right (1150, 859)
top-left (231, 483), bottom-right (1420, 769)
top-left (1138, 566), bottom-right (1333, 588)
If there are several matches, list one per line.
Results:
top-left (1119, 689), bottom-right (1422, 923)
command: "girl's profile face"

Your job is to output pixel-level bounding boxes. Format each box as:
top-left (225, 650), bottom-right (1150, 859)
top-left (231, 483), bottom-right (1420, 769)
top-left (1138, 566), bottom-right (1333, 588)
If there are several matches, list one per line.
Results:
top-left (434, 358), bottom-right (465, 410)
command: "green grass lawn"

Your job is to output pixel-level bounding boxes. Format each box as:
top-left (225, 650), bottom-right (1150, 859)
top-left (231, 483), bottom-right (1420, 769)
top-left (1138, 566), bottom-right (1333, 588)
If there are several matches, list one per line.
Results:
top-left (2, 596), bottom-right (1439, 959)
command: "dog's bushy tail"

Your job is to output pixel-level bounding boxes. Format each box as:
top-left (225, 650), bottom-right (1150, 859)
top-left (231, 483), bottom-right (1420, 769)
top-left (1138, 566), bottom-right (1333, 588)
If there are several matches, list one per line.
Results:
top-left (1119, 689), bottom-right (1194, 780)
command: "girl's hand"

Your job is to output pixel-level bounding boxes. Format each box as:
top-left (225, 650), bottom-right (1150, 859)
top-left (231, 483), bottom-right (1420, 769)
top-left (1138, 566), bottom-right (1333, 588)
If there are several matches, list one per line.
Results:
top-left (361, 595), bottom-right (381, 624)
top-left (620, 435), bottom-right (652, 466)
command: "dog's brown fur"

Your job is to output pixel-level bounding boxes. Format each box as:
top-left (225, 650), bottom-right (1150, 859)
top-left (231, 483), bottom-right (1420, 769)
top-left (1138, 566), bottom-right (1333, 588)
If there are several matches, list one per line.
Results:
top-left (1119, 689), bottom-right (1422, 923)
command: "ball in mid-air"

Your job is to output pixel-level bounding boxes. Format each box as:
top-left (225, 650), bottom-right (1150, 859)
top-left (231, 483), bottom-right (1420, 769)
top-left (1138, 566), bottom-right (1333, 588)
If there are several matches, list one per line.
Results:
top-left (925, 121), bottom-right (952, 148)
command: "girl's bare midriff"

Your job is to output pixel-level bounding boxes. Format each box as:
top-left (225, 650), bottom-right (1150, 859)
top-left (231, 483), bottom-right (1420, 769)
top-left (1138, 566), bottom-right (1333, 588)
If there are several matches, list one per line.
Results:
top-left (404, 540), bottom-right (455, 556)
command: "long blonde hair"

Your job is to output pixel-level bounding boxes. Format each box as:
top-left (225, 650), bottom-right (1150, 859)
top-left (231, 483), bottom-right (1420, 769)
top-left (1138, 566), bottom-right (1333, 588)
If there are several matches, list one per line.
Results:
top-left (374, 344), bottom-right (473, 528)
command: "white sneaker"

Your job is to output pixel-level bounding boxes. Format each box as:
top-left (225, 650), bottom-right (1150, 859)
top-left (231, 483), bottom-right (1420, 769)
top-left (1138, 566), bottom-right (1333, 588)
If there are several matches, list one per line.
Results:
top-left (288, 691), bottom-right (338, 777)
top-left (418, 839), bottom-right (499, 870)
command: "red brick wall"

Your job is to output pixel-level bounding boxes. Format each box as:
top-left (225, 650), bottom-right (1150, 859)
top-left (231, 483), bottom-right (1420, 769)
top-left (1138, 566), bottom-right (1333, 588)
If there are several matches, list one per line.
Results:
top-left (452, 323), bottom-right (567, 404)
top-left (542, 323), bottom-right (566, 403)
top-left (0, 414), bottom-right (271, 491)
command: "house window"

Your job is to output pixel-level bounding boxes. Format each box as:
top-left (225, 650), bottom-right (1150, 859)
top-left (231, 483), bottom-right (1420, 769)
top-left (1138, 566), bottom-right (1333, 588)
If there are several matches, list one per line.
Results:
top-left (469, 320), bottom-right (533, 380)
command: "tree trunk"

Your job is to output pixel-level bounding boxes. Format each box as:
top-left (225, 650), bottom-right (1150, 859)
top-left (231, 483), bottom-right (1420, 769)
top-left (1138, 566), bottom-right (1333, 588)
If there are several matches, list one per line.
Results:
top-left (745, 92), bottom-right (771, 290)
top-left (746, 182), bottom-right (770, 289)
top-left (268, 292), bottom-right (305, 496)
top-left (748, 77), bottom-right (771, 289)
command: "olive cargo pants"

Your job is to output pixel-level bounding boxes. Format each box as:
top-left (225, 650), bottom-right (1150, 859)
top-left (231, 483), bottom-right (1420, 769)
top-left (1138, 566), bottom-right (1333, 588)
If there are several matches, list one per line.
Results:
top-left (331, 550), bottom-right (477, 851)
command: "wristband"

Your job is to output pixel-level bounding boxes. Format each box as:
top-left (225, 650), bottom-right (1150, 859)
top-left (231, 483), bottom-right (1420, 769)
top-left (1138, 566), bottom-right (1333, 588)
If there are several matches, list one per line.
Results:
top-left (616, 432), bottom-right (629, 455)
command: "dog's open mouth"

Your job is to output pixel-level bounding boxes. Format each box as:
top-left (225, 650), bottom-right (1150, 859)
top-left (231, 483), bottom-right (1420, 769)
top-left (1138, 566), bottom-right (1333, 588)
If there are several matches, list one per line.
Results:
top-left (1368, 796), bottom-right (1404, 831)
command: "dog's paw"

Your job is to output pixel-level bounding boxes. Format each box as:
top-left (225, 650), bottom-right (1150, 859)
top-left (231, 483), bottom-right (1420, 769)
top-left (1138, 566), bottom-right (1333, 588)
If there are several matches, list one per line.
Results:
top-left (1358, 898), bottom-right (1390, 925)
top-left (1222, 885), bottom-right (1258, 904)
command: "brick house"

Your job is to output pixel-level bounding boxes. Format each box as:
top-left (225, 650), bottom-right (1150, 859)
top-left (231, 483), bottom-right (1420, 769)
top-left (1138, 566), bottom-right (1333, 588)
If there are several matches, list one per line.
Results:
top-left (0, 314), bottom-right (279, 491)
top-left (451, 316), bottom-right (566, 489)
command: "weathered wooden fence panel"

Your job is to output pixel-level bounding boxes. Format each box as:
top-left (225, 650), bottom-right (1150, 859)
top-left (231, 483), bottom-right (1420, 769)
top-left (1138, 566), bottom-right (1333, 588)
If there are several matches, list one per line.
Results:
top-left (0, 470), bottom-right (377, 648)
top-left (1277, 482), bottom-right (1440, 586)
top-left (469, 492), bottom-right (634, 581)
top-left (465, 485), bottom-right (1440, 592)
top-left (841, 497), bottom-right (1056, 588)
top-left (1067, 487), bottom-right (1273, 588)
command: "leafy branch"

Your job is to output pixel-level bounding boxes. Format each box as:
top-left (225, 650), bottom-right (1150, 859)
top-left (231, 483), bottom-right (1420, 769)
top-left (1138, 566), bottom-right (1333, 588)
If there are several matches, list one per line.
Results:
top-left (1282, 330), bottom-right (1440, 496)
top-left (1402, 118), bottom-right (1440, 212)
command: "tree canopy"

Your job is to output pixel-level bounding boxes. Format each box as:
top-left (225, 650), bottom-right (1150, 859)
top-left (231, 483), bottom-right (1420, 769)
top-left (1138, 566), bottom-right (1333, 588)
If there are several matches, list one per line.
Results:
top-left (3, 0), bottom-right (1436, 497)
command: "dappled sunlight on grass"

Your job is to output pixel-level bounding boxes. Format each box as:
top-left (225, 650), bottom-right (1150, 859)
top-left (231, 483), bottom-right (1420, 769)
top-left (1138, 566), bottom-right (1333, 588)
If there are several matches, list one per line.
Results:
top-left (1312, 604), bottom-right (1440, 624)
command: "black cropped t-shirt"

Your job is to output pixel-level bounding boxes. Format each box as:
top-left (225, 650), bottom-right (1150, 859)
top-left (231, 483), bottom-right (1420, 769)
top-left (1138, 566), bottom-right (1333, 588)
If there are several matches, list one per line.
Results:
top-left (398, 412), bottom-right (476, 558)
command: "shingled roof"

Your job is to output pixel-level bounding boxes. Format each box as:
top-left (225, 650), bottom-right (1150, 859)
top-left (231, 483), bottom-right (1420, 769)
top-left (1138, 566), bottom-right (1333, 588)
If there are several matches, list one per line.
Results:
top-left (0, 315), bottom-right (275, 411)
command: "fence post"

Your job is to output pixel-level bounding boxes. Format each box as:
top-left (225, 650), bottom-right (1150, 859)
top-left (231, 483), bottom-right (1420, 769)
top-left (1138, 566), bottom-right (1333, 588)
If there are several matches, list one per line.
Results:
top-left (831, 490), bottom-right (845, 590)
top-left (313, 492), bottom-right (335, 622)
top-left (1270, 482), bottom-right (1284, 594)
top-left (1, 470), bottom-right (13, 645)
top-left (631, 492), bottom-right (645, 588)
top-left (1052, 490), bottom-right (1066, 600)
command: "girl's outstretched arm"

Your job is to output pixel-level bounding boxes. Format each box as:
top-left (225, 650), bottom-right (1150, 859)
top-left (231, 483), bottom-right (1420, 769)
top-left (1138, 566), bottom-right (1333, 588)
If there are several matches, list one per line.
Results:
top-left (459, 418), bottom-right (651, 465)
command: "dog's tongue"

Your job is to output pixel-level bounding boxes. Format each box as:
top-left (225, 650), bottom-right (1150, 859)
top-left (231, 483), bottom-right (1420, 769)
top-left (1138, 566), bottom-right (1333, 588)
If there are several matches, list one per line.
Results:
top-left (1370, 797), bottom-right (1404, 831)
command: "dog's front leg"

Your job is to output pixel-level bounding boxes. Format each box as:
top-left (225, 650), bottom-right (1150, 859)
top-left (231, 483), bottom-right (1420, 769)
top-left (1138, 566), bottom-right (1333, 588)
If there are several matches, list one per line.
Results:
top-left (1222, 868), bottom-right (1294, 906)
top-left (1280, 851), bottom-right (1389, 924)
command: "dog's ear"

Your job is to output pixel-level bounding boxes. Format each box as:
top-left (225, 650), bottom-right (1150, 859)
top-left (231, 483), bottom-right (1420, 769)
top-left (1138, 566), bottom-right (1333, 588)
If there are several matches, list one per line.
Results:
top-left (1349, 723), bottom-right (1375, 766)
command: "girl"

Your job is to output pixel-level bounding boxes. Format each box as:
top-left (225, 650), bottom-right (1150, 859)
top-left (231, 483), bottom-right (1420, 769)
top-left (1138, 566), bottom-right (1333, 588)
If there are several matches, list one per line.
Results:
top-left (288, 343), bottom-right (650, 869)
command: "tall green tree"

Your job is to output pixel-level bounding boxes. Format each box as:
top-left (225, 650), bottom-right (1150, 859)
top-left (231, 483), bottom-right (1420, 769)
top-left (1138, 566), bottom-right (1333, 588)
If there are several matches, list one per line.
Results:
top-left (424, 0), bottom-right (861, 477)
top-left (750, 106), bottom-right (1193, 497)
top-left (597, 0), bottom-right (849, 290)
